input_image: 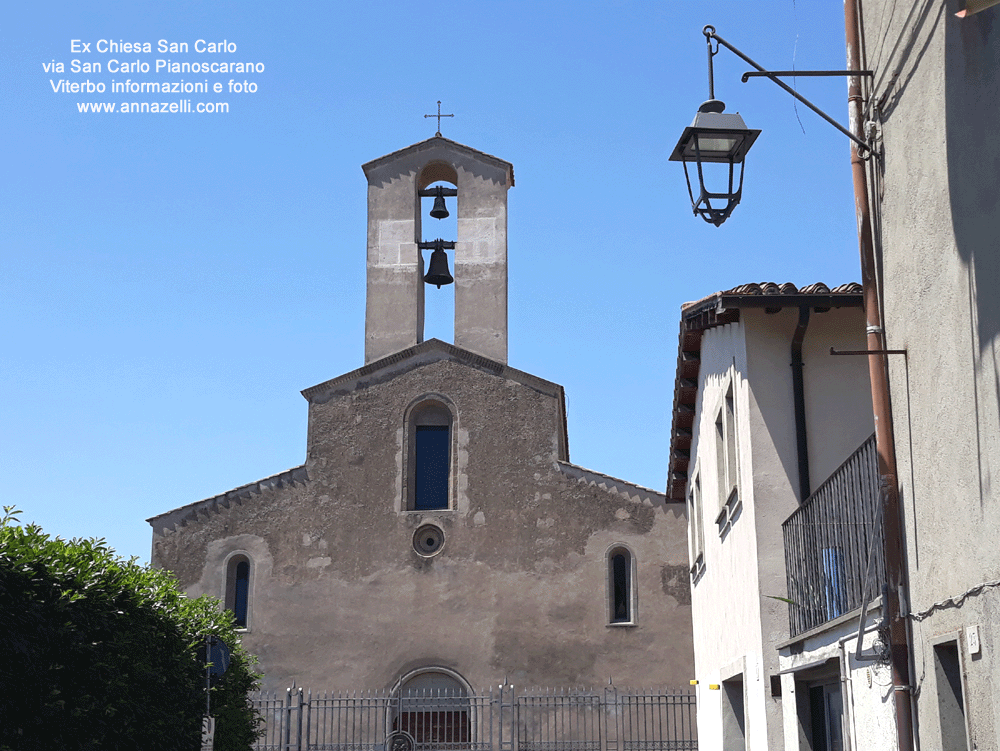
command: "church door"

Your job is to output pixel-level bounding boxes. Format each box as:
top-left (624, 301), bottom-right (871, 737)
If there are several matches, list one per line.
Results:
top-left (393, 672), bottom-right (470, 750)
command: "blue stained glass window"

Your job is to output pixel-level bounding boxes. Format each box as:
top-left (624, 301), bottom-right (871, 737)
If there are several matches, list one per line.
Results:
top-left (415, 425), bottom-right (449, 510)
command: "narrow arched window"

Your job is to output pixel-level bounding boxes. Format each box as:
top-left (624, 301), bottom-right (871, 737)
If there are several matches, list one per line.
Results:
top-left (225, 554), bottom-right (251, 629)
top-left (408, 401), bottom-right (452, 511)
top-left (608, 547), bottom-right (635, 625)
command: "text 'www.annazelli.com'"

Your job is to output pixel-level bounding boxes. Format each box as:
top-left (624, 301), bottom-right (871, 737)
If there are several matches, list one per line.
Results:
top-left (76, 100), bottom-right (228, 113)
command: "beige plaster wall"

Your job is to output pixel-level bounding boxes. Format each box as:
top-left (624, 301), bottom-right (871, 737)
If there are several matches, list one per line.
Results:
top-left (861, 1), bottom-right (1000, 747)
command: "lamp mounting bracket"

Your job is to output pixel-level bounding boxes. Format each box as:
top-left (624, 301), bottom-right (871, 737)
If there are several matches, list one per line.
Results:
top-left (702, 25), bottom-right (874, 154)
top-left (741, 70), bottom-right (874, 82)
top-left (417, 187), bottom-right (458, 198)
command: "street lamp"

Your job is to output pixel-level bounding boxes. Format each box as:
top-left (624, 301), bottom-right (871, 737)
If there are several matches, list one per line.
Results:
top-left (671, 26), bottom-right (760, 227)
top-left (670, 99), bottom-right (760, 227)
top-left (673, 25), bottom-right (873, 226)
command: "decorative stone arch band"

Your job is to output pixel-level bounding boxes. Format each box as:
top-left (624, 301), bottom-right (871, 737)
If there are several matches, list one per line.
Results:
top-left (400, 393), bottom-right (462, 514)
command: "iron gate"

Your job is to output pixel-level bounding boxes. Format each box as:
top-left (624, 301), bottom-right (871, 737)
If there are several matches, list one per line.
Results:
top-left (252, 685), bottom-right (697, 751)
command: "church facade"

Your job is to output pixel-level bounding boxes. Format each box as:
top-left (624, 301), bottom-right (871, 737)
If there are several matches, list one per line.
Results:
top-left (147, 137), bottom-right (694, 697)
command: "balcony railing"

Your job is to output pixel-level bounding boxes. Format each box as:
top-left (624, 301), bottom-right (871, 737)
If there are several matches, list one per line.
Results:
top-left (781, 434), bottom-right (885, 637)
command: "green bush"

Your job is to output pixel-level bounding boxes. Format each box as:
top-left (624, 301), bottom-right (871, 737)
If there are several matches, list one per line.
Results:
top-left (0, 508), bottom-right (262, 751)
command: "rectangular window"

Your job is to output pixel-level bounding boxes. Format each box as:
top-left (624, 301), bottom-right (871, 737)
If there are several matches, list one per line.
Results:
top-left (415, 426), bottom-right (450, 510)
top-left (934, 641), bottom-right (968, 751)
top-left (715, 383), bottom-right (741, 536)
top-left (688, 474), bottom-right (705, 579)
top-left (724, 389), bottom-right (737, 492)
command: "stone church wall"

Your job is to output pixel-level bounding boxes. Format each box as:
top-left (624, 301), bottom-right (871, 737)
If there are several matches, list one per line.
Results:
top-left (151, 346), bottom-right (693, 694)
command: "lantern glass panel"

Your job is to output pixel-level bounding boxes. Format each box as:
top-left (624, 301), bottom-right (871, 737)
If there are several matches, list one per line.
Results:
top-left (697, 134), bottom-right (740, 154)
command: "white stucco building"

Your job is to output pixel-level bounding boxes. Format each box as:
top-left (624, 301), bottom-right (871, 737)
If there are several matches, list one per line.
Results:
top-left (666, 282), bottom-right (889, 750)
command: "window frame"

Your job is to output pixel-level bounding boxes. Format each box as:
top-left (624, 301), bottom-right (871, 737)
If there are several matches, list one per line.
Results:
top-left (223, 551), bottom-right (253, 631)
top-left (403, 396), bottom-right (456, 513)
top-left (714, 380), bottom-right (741, 537)
top-left (606, 544), bottom-right (638, 626)
top-left (688, 472), bottom-right (706, 580)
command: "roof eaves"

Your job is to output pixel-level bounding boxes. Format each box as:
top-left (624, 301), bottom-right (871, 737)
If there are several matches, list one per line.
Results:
top-left (665, 282), bottom-right (863, 501)
top-left (146, 465), bottom-right (309, 535)
top-left (557, 461), bottom-right (670, 508)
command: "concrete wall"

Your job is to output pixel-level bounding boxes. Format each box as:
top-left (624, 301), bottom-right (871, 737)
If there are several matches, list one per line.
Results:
top-left (861, 1), bottom-right (1000, 747)
top-left (152, 345), bottom-right (693, 694)
top-left (454, 161), bottom-right (508, 363)
top-left (777, 609), bottom-right (896, 751)
top-left (687, 305), bottom-right (872, 750)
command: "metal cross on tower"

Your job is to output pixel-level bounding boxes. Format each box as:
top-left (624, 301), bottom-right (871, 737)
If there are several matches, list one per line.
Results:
top-left (424, 100), bottom-right (454, 136)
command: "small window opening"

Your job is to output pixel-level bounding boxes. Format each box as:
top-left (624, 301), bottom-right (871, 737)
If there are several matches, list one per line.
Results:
top-left (688, 473), bottom-right (705, 578)
top-left (715, 382), bottom-right (741, 536)
top-left (608, 547), bottom-right (634, 624)
top-left (225, 554), bottom-right (251, 629)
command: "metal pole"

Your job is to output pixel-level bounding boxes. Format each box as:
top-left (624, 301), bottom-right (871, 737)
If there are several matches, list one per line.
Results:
top-left (283, 688), bottom-right (292, 751)
top-left (843, 1), bottom-right (915, 749)
top-left (705, 26), bottom-right (715, 100)
top-left (205, 635), bottom-right (211, 718)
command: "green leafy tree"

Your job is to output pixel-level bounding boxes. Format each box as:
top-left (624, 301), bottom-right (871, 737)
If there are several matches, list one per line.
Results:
top-left (0, 507), bottom-right (262, 751)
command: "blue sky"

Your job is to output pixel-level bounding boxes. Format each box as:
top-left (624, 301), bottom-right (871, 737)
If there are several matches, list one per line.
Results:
top-left (3, 1), bottom-right (863, 562)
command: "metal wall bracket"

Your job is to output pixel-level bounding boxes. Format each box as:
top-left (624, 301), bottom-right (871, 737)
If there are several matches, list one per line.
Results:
top-left (830, 348), bottom-right (908, 356)
top-left (703, 26), bottom-right (874, 154)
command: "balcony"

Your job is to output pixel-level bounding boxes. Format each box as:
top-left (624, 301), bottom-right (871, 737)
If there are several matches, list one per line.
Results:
top-left (781, 434), bottom-right (885, 637)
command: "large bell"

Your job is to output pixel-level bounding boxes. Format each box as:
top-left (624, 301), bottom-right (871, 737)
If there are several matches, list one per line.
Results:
top-left (429, 187), bottom-right (449, 219)
top-left (423, 245), bottom-right (454, 288)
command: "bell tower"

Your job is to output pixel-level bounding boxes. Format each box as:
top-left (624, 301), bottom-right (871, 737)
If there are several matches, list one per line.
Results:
top-left (361, 136), bottom-right (514, 364)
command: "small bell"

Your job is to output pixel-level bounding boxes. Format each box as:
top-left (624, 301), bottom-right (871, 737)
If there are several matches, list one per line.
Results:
top-left (429, 186), bottom-right (449, 219)
top-left (423, 243), bottom-right (454, 288)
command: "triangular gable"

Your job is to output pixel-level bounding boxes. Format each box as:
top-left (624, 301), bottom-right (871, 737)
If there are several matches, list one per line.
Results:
top-left (362, 136), bottom-right (514, 188)
top-left (301, 338), bottom-right (560, 404)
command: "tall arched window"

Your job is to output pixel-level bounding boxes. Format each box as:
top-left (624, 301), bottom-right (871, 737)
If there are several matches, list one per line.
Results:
top-left (408, 400), bottom-right (453, 511)
top-left (225, 554), bottom-right (251, 629)
top-left (608, 546), bottom-right (636, 625)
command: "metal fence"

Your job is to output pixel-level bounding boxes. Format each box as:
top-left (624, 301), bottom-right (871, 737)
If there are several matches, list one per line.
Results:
top-left (252, 685), bottom-right (696, 751)
top-left (782, 433), bottom-right (886, 637)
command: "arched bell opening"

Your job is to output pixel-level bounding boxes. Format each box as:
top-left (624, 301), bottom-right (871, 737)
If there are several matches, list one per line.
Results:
top-left (417, 162), bottom-right (458, 344)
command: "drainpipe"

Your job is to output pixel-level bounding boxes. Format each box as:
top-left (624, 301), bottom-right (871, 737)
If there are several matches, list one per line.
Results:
top-left (791, 305), bottom-right (811, 502)
top-left (844, 2), bottom-right (915, 750)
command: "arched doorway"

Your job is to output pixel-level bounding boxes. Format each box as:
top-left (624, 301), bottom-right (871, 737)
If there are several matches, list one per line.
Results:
top-left (392, 669), bottom-right (471, 749)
